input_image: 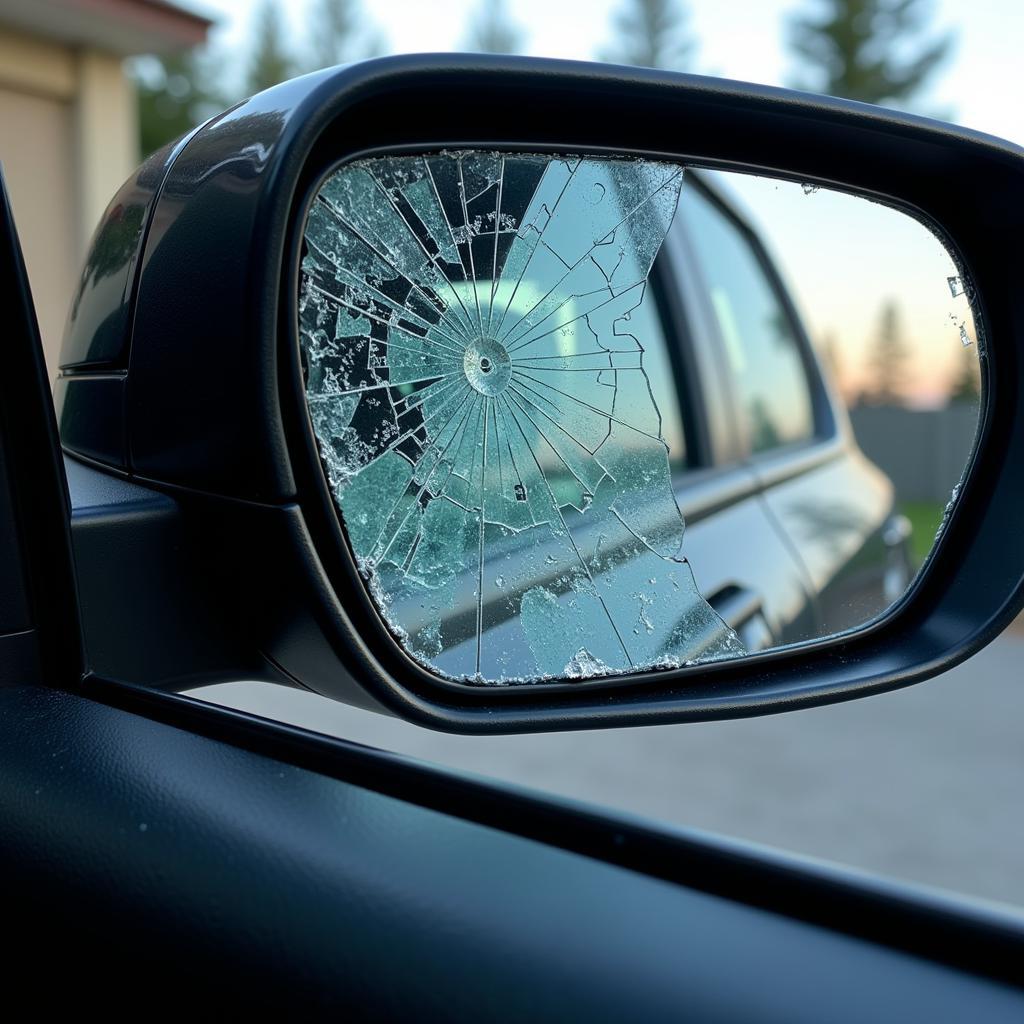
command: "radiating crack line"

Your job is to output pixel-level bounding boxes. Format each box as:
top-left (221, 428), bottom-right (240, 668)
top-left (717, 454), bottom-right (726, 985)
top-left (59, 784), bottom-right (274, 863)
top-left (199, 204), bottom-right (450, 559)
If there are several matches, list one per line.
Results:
top-left (318, 194), bottom-right (476, 348)
top-left (390, 374), bottom-right (465, 416)
top-left (364, 167), bottom-right (485, 344)
top-left (372, 392), bottom-right (481, 564)
top-left (356, 380), bottom-right (476, 498)
top-left (489, 396), bottom-right (506, 511)
top-left (457, 156), bottom-right (486, 335)
top-left (306, 371), bottom-right (457, 400)
top-left (504, 379), bottom-right (607, 459)
top-left (511, 370), bottom-right (664, 444)
top-left (298, 315), bottom-right (463, 371)
top-left (513, 349), bottom-right (617, 362)
top-left (373, 394), bottom-right (480, 563)
top-left (505, 282), bottom-right (630, 354)
top-left (475, 395), bottom-right (491, 675)
top-left (503, 284), bottom-right (630, 354)
top-left (486, 156), bottom-right (506, 336)
top-left (497, 170), bottom-right (682, 347)
top-left (304, 266), bottom-right (468, 359)
top-left (305, 243), bottom-right (470, 355)
top-left (490, 161), bottom-right (579, 341)
top-left (504, 386), bottom-right (605, 496)
top-left (421, 158), bottom-right (481, 338)
top-left (493, 399), bottom-right (538, 528)
top-left (513, 364), bottom-right (641, 374)
top-left (498, 392), bottom-right (634, 666)
top-left (504, 276), bottom-right (652, 358)
top-left (452, 394), bottom-right (487, 494)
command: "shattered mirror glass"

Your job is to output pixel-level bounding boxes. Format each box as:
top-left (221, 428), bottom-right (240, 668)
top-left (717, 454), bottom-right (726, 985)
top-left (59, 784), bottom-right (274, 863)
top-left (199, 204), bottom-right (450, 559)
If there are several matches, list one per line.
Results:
top-left (297, 152), bottom-right (980, 684)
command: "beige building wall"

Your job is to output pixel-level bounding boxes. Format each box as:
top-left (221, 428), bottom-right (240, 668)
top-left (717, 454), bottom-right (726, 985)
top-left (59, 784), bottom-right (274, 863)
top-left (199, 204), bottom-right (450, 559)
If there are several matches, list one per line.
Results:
top-left (0, 25), bottom-right (138, 379)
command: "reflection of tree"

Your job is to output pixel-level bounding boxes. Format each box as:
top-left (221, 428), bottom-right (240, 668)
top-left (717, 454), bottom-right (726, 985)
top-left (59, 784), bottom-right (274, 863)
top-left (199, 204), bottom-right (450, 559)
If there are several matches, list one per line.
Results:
top-left (748, 396), bottom-right (781, 452)
top-left (947, 341), bottom-right (981, 405)
top-left (864, 300), bottom-right (911, 405)
top-left (70, 202), bottom-right (145, 319)
top-left (600, 0), bottom-right (696, 71)
top-left (785, 499), bottom-right (869, 559)
top-left (462, 0), bottom-right (526, 54)
top-left (787, 0), bottom-right (952, 107)
top-left (767, 307), bottom-right (796, 349)
top-left (161, 111), bottom-right (288, 197)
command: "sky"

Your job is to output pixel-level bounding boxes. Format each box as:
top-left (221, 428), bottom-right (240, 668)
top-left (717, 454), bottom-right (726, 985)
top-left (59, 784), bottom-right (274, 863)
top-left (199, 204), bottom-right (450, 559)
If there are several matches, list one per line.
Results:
top-left (183, 0), bottom-right (1024, 144)
top-left (175, 0), bottom-right (1014, 405)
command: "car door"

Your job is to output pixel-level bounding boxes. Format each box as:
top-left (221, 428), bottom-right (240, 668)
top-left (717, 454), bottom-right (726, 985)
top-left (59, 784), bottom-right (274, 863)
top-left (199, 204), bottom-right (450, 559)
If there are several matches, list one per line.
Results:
top-left (651, 189), bottom-right (817, 651)
top-left (673, 173), bottom-right (897, 640)
top-left (0, 170), bottom-right (81, 694)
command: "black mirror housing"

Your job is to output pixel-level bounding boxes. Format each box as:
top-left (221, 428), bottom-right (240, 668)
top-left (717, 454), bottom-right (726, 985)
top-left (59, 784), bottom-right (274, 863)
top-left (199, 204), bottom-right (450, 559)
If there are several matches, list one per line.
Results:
top-left (56, 54), bottom-right (1024, 732)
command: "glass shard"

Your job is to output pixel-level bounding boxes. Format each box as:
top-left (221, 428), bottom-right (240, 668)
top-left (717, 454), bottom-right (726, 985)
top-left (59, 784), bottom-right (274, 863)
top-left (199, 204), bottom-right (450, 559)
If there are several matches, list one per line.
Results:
top-left (298, 150), bottom-right (744, 683)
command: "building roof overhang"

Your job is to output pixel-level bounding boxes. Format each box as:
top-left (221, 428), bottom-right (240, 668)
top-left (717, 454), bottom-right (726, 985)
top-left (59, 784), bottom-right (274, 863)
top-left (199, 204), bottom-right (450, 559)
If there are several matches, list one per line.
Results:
top-left (0, 0), bottom-right (213, 56)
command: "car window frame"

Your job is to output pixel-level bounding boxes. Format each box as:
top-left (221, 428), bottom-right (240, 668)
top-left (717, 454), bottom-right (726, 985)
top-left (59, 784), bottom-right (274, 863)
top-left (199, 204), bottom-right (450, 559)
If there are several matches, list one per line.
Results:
top-left (648, 236), bottom-right (722, 474)
top-left (645, 199), bottom-right (781, 529)
top-left (673, 171), bottom-right (838, 468)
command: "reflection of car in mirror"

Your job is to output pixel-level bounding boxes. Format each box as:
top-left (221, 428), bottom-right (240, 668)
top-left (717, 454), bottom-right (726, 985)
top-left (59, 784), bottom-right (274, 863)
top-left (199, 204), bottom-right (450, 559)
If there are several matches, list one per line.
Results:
top-left (297, 151), bottom-right (913, 684)
top-left (50, 58), bottom-right (993, 731)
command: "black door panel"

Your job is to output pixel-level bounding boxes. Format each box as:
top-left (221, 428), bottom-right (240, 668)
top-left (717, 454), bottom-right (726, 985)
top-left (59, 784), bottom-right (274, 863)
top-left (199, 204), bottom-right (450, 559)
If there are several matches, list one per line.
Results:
top-left (759, 449), bottom-right (895, 636)
top-left (0, 169), bottom-right (81, 687)
top-left (1, 681), bottom-right (1022, 1017)
top-left (679, 472), bottom-right (816, 647)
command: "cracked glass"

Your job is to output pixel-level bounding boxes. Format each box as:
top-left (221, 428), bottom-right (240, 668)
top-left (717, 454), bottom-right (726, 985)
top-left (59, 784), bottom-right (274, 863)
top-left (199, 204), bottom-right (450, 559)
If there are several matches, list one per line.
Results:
top-left (298, 151), bottom-right (744, 683)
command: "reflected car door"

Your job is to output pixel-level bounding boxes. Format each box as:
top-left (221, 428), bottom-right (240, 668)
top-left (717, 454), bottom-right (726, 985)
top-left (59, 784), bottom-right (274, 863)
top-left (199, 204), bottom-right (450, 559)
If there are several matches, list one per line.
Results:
top-left (654, 214), bottom-right (815, 651)
top-left (674, 173), bottom-right (896, 641)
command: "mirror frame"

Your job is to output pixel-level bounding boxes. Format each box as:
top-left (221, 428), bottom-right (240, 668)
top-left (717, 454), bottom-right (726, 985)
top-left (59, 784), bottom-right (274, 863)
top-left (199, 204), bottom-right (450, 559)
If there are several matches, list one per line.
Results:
top-left (57, 55), bottom-right (1024, 732)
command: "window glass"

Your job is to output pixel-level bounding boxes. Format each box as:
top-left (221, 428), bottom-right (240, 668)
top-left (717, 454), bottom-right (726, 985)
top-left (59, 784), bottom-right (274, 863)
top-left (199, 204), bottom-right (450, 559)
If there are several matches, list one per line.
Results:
top-left (677, 185), bottom-right (815, 453)
top-left (623, 282), bottom-right (687, 474)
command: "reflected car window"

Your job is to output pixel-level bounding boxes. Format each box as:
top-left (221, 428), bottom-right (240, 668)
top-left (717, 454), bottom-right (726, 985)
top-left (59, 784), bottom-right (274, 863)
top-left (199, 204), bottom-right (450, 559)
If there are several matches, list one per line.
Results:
top-left (677, 184), bottom-right (815, 454)
top-left (624, 282), bottom-right (687, 474)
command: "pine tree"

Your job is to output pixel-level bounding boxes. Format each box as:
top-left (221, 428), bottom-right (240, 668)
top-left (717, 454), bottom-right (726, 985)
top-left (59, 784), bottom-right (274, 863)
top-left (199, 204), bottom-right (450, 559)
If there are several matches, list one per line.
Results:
top-left (246, 0), bottom-right (296, 95)
top-left (307, 0), bottom-right (386, 70)
top-left (947, 342), bottom-right (981, 405)
top-left (601, 0), bottom-right (695, 71)
top-left (820, 331), bottom-right (845, 392)
top-left (132, 49), bottom-right (222, 158)
top-left (463, 0), bottom-right (526, 55)
top-left (865, 300), bottom-right (912, 404)
top-left (788, 0), bottom-right (951, 106)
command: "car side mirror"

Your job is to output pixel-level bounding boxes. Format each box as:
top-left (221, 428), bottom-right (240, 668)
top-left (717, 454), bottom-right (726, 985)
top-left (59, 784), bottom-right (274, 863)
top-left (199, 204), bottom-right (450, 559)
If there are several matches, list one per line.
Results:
top-left (56, 55), bottom-right (1024, 732)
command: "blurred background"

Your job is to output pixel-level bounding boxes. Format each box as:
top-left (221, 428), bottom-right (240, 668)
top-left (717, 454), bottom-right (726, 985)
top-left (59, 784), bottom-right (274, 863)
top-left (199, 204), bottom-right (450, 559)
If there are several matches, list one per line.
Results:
top-left (1, 0), bottom-right (1019, 908)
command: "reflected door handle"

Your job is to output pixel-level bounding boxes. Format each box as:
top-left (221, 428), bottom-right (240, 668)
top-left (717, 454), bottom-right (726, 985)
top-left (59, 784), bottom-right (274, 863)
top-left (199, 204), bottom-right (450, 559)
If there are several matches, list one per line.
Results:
top-left (707, 583), bottom-right (763, 630)
top-left (707, 584), bottom-right (775, 651)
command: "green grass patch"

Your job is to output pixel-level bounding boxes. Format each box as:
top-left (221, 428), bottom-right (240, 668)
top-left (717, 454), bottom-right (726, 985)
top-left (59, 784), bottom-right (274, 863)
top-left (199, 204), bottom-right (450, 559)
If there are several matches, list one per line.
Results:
top-left (900, 500), bottom-right (946, 567)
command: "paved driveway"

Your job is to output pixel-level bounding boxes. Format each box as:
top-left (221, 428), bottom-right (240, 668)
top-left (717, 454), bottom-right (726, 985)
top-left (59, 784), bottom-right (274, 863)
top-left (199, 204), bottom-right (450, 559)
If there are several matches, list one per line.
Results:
top-left (192, 629), bottom-right (1024, 909)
